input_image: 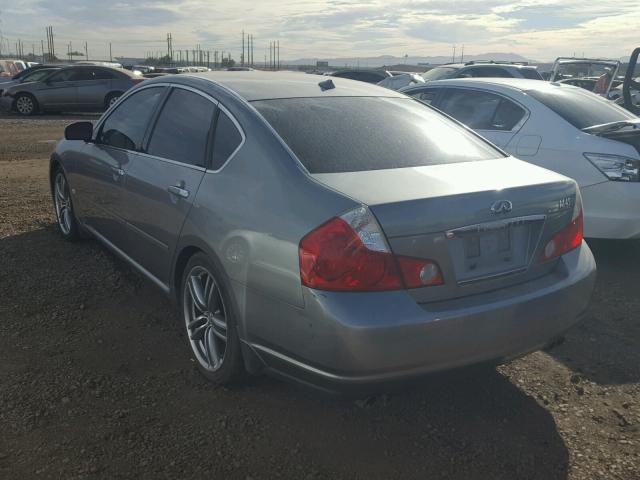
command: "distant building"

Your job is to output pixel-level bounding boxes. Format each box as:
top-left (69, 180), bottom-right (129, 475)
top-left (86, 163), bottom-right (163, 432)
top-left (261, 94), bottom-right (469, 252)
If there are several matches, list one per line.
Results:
top-left (316, 61), bottom-right (329, 68)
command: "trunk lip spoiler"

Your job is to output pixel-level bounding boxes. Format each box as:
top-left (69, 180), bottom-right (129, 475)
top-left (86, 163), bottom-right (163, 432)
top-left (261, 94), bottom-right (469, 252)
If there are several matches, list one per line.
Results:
top-left (582, 120), bottom-right (640, 135)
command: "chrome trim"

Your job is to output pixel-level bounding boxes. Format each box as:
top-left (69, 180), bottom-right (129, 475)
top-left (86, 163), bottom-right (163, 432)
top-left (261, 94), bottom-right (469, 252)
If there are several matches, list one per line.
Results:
top-left (83, 224), bottom-right (170, 294)
top-left (445, 214), bottom-right (546, 239)
top-left (457, 267), bottom-right (528, 286)
top-left (134, 151), bottom-right (207, 172)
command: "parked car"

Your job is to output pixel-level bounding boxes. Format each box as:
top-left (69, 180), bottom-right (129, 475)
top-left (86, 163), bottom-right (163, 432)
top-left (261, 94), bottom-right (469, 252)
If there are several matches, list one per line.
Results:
top-left (422, 61), bottom-right (543, 81)
top-left (0, 65), bottom-right (143, 115)
top-left (330, 69), bottom-right (392, 84)
top-left (51, 72), bottom-right (595, 390)
top-left (402, 78), bottom-right (640, 239)
top-left (0, 59), bottom-right (26, 79)
top-left (550, 57), bottom-right (620, 98)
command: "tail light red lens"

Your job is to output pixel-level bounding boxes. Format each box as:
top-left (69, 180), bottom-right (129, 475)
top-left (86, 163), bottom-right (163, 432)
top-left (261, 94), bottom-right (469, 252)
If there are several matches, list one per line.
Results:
top-left (299, 207), bottom-right (444, 292)
top-left (539, 211), bottom-right (583, 262)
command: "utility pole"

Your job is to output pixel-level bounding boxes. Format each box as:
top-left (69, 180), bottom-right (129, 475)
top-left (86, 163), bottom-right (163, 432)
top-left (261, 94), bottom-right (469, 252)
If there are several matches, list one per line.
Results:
top-left (452, 45), bottom-right (456, 63)
top-left (109, 42), bottom-right (112, 62)
top-left (84, 41), bottom-right (88, 61)
top-left (277, 40), bottom-right (280, 70)
top-left (41, 40), bottom-right (44, 61)
top-left (460, 44), bottom-right (464, 62)
top-left (241, 30), bottom-right (245, 66)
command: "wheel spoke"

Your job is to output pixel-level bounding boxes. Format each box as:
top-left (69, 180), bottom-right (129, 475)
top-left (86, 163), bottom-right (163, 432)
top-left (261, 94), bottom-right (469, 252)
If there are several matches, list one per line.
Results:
top-left (204, 326), bottom-right (219, 367)
top-left (188, 275), bottom-right (207, 312)
top-left (187, 314), bottom-right (208, 330)
top-left (190, 323), bottom-right (208, 341)
top-left (211, 314), bottom-right (227, 340)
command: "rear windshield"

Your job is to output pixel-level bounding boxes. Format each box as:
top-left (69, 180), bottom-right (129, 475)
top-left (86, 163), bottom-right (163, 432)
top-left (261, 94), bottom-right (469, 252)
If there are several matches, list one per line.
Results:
top-left (527, 87), bottom-right (636, 129)
top-left (252, 97), bottom-right (502, 173)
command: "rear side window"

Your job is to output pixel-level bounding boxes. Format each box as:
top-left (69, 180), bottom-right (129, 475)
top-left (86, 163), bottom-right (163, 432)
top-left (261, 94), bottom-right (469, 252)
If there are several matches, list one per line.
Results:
top-left (211, 111), bottom-right (243, 170)
top-left (438, 89), bottom-right (525, 131)
top-left (48, 70), bottom-right (75, 82)
top-left (526, 87), bottom-right (636, 129)
top-left (252, 97), bottom-right (501, 174)
top-left (147, 88), bottom-right (216, 167)
top-left (467, 67), bottom-right (512, 78)
top-left (99, 87), bottom-right (165, 150)
top-left (520, 68), bottom-right (543, 80)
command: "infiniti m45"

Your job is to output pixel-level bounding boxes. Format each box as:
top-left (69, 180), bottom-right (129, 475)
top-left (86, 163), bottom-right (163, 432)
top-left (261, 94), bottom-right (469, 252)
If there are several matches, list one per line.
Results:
top-left (50, 72), bottom-right (596, 390)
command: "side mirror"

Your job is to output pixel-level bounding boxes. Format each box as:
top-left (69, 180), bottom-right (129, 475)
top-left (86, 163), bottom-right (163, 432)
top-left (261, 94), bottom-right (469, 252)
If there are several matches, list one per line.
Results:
top-left (65, 121), bottom-right (93, 142)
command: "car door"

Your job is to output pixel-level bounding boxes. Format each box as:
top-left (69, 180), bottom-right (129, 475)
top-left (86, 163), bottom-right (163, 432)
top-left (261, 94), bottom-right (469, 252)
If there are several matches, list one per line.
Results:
top-left (71, 86), bottom-right (167, 250)
top-left (120, 86), bottom-right (216, 284)
top-left (436, 88), bottom-right (528, 149)
top-left (36, 68), bottom-right (78, 107)
top-left (73, 68), bottom-right (114, 110)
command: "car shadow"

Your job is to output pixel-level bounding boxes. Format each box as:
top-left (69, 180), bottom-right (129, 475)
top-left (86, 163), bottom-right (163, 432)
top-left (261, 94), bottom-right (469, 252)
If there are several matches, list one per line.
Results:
top-left (0, 226), bottom-right (570, 479)
top-left (544, 239), bottom-right (640, 385)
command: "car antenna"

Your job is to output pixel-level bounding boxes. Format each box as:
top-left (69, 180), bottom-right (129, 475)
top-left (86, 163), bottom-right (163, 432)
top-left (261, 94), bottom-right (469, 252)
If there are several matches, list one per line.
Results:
top-left (318, 79), bottom-right (335, 91)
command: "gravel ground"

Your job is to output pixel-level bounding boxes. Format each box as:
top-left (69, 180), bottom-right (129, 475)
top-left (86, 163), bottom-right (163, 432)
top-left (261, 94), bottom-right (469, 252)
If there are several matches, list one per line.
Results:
top-left (0, 114), bottom-right (639, 480)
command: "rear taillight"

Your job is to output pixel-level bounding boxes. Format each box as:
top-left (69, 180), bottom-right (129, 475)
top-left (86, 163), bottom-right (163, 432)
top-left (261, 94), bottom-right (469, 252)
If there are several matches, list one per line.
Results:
top-left (539, 189), bottom-right (584, 262)
top-left (299, 206), bottom-right (443, 292)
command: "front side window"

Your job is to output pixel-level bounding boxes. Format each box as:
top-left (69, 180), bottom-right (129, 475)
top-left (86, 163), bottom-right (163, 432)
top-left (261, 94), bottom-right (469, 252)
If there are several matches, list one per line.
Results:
top-left (22, 69), bottom-right (57, 82)
top-left (98, 87), bottom-right (165, 150)
top-left (147, 88), bottom-right (216, 166)
top-left (253, 97), bottom-right (502, 174)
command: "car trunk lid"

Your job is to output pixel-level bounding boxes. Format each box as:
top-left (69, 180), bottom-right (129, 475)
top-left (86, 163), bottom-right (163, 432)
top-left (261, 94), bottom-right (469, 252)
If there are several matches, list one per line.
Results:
top-left (312, 158), bottom-right (579, 302)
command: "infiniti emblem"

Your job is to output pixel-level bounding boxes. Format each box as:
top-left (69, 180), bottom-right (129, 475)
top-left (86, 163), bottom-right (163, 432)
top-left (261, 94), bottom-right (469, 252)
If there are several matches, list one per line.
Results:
top-left (490, 200), bottom-right (513, 215)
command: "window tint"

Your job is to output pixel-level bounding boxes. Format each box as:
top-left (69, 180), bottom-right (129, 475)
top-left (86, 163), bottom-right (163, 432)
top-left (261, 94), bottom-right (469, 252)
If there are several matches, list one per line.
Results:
top-left (520, 68), bottom-right (543, 80)
top-left (22, 69), bottom-right (57, 82)
top-left (439, 89), bottom-right (525, 131)
top-left (252, 97), bottom-right (501, 174)
top-left (93, 69), bottom-right (116, 80)
top-left (70, 68), bottom-right (116, 81)
top-left (147, 88), bottom-right (216, 166)
top-left (48, 69), bottom-right (75, 82)
top-left (211, 111), bottom-right (243, 169)
top-left (526, 86), bottom-right (636, 129)
top-left (422, 67), bottom-right (458, 81)
top-left (467, 66), bottom-right (512, 78)
top-left (408, 89), bottom-right (438, 105)
top-left (99, 87), bottom-right (164, 150)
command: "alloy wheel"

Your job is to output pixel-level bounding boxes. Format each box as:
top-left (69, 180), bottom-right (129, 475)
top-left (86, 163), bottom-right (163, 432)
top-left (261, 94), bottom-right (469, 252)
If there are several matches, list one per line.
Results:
top-left (15, 95), bottom-right (34, 115)
top-left (108, 96), bottom-right (120, 107)
top-left (54, 172), bottom-right (72, 235)
top-left (183, 266), bottom-right (228, 372)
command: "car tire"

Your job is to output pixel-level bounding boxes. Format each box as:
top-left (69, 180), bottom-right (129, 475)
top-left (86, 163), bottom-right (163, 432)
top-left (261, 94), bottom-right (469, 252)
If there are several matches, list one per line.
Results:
top-left (14, 93), bottom-right (37, 116)
top-left (180, 253), bottom-right (245, 384)
top-left (52, 167), bottom-right (82, 241)
top-left (105, 92), bottom-right (123, 110)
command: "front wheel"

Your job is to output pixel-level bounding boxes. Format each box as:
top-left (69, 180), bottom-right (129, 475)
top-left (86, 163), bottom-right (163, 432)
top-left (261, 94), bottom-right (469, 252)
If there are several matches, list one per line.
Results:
top-left (181, 253), bottom-right (245, 384)
top-left (14, 93), bottom-right (37, 116)
top-left (52, 169), bottom-right (81, 241)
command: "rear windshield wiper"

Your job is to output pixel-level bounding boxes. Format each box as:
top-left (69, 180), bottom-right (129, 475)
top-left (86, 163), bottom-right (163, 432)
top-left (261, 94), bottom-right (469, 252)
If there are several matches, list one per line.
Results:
top-left (582, 120), bottom-right (640, 134)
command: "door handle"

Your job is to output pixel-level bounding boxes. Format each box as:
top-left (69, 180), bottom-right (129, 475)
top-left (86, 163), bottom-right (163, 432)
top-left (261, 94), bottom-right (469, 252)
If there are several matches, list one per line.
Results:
top-left (168, 185), bottom-right (190, 199)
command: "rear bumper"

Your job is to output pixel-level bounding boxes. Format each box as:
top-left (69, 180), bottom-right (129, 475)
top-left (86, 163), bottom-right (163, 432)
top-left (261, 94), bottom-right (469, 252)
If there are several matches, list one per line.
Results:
top-left (582, 181), bottom-right (640, 239)
top-left (248, 243), bottom-right (596, 391)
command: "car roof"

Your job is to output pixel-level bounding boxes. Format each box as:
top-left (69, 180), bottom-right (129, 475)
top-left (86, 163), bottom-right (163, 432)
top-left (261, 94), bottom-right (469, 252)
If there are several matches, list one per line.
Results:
top-left (183, 71), bottom-right (405, 101)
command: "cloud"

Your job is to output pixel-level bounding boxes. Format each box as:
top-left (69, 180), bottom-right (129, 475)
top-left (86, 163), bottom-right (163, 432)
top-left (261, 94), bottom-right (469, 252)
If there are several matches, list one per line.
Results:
top-left (0, 0), bottom-right (638, 61)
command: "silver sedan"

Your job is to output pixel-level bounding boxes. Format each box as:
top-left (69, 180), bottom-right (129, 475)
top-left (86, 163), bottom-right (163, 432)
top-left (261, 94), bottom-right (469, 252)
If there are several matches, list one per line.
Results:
top-left (1, 65), bottom-right (142, 115)
top-left (50, 72), bottom-right (596, 391)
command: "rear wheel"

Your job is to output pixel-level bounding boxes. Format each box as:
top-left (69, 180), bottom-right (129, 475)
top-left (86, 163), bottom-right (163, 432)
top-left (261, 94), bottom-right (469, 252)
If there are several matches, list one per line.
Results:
top-left (181, 253), bottom-right (245, 384)
top-left (52, 168), bottom-right (81, 241)
top-left (14, 93), bottom-right (37, 116)
top-left (105, 92), bottom-right (123, 110)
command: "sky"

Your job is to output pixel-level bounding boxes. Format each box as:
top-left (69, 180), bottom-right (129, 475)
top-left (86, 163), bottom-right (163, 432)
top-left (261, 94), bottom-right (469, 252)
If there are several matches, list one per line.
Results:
top-left (0, 0), bottom-right (638, 62)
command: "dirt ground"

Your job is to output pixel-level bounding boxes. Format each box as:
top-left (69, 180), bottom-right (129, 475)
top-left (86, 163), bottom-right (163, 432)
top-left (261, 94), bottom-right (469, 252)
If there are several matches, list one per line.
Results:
top-left (0, 114), bottom-right (639, 480)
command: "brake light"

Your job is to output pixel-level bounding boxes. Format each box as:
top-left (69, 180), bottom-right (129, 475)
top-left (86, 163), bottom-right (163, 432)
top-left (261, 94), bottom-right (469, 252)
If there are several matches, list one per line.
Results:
top-left (539, 190), bottom-right (584, 262)
top-left (299, 206), bottom-right (443, 291)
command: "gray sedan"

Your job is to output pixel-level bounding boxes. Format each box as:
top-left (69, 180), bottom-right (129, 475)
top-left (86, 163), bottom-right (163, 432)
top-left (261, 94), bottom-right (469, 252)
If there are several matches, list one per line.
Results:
top-left (50, 72), bottom-right (596, 391)
top-left (0, 65), bottom-right (142, 115)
